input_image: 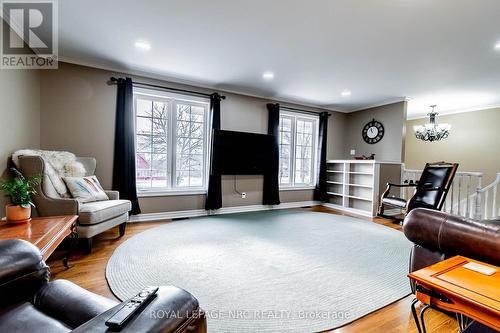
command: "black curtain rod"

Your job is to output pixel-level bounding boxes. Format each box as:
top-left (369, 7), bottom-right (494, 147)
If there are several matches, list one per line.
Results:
top-left (109, 77), bottom-right (226, 99)
top-left (281, 106), bottom-right (331, 117)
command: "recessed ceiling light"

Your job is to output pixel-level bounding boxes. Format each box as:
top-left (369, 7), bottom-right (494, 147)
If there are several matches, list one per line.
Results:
top-left (262, 72), bottom-right (274, 80)
top-left (341, 90), bottom-right (352, 97)
top-left (135, 40), bottom-right (151, 51)
top-left (495, 41), bottom-right (500, 50)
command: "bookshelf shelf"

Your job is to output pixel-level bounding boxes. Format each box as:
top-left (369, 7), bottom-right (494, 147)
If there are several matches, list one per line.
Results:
top-left (347, 171), bottom-right (374, 175)
top-left (327, 192), bottom-right (343, 196)
top-left (345, 194), bottom-right (372, 201)
top-left (326, 181), bottom-right (343, 185)
top-left (347, 183), bottom-right (373, 188)
top-left (324, 160), bottom-right (402, 217)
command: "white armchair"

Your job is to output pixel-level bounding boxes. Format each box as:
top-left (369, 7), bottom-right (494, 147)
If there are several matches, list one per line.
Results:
top-left (18, 155), bottom-right (131, 253)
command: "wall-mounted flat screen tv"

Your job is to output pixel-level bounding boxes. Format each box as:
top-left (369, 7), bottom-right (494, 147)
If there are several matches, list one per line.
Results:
top-left (212, 130), bottom-right (277, 175)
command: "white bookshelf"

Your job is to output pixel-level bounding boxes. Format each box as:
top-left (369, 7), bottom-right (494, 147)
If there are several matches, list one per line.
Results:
top-left (324, 160), bottom-right (402, 217)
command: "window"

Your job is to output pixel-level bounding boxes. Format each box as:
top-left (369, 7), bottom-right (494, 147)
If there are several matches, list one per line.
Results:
top-left (134, 88), bottom-right (210, 194)
top-left (279, 111), bottom-right (319, 188)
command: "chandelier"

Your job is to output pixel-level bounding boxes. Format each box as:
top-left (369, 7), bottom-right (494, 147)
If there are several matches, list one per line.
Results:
top-left (414, 105), bottom-right (451, 142)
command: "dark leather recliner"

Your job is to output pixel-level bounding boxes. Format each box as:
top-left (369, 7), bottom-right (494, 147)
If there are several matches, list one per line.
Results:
top-left (403, 208), bottom-right (500, 293)
top-left (403, 209), bottom-right (500, 332)
top-left (0, 239), bottom-right (207, 333)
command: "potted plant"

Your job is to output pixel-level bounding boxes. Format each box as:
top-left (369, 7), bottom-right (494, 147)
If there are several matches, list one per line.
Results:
top-left (0, 168), bottom-right (41, 224)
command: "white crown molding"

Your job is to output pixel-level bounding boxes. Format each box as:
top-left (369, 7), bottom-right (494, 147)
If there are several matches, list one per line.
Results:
top-left (406, 104), bottom-right (500, 120)
top-left (59, 57), bottom-right (499, 119)
top-left (57, 55), bottom-right (343, 114)
top-left (128, 200), bottom-right (322, 223)
top-left (348, 97), bottom-right (408, 113)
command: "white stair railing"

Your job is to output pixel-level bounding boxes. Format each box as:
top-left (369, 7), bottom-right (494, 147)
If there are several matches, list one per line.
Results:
top-left (401, 165), bottom-right (485, 218)
top-left (471, 173), bottom-right (500, 220)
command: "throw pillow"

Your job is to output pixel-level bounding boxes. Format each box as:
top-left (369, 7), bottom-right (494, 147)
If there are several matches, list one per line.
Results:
top-left (63, 176), bottom-right (109, 203)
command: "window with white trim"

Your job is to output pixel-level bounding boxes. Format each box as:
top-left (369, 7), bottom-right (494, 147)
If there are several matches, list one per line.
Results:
top-left (279, 111), bottom-right (319, 188)
top-left (134, 88), bottom-right (210, 194)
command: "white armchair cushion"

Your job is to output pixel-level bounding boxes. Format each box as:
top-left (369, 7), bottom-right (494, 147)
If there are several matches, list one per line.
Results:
top-left (13, 149), bottom-right (86, 198)
top-left (63, 176), bottom-right (109, 203)
top-left (79, 200), bottom-right (132, 225)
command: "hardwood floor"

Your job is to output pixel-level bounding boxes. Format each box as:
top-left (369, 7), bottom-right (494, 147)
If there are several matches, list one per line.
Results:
top-left (47, 207), bottom-right (458, 333)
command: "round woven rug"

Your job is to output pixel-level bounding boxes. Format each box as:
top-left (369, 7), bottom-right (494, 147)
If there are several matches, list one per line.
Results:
top-left (106, 210), bottom-right (411, 332)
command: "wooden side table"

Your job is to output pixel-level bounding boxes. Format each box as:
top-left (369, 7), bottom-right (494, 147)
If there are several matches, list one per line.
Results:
top-left (408, 256), bottom-right (500, 333)
top-left (0, 215), bottom-right (78, 268)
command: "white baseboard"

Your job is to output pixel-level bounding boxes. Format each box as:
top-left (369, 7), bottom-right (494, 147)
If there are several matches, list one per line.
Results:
top-left (128, 200), bottom-right (322, 223)
top-left (321, 203), bottom-right (374, 218)
top-left (128, 209), bottom-right (207, 222)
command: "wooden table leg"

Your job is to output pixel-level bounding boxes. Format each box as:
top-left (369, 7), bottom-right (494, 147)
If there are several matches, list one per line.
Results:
top-left (63, 228), bottom-right (78, 269)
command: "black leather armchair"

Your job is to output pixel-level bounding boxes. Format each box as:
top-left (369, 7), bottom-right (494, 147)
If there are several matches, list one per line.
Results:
top-left (0, 239), bottom-right (206, 333)
top-left (378, 161), bottom-right (458, 220)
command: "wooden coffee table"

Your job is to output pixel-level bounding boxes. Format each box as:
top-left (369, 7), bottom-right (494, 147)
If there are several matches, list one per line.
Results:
top-left (0, 215), bottom-right (78, 267)
top-left (408, 256), bottom-right (500, 333)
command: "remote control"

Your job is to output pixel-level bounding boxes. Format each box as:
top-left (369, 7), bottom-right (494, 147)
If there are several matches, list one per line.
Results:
top-left (105, 286), bottom-right (159, 329)
top-left (463, 262), bottom-right (497, 276)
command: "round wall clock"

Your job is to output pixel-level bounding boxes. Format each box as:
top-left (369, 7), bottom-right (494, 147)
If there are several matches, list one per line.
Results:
top-left (362, 119), bottom-right (384, 144)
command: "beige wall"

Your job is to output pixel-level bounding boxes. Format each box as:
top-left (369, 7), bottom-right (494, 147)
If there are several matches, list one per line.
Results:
top-left (327, 112), bottom-right (348, 160)
top-left (405, 108), bottom-right (500, 186)
top-left (40, 64), bottom-right (116, 186)
top-left (40, 62), bottom-right (345, 213)
top-left (343, 101), bottom-right (407, 162)
top-left (0, 69), bottom-right (41, 217)
top-left (13, 61), bottom-right (495, 217)
top-left (6, 63), bottom-right (496, 217)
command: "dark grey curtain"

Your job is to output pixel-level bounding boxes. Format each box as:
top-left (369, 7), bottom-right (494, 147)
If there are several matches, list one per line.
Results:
top-left (314, 112), bottom-right (329, 201)
top-left (263, 103), bottom-right (281, 205)
top-left (113, 77), bottom-right (141, 214)
top-left (205, 93), bottom-right (223, 210)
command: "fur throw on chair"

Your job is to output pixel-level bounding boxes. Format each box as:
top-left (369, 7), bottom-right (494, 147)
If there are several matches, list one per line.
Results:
top-left (12, 149), bottom-right (86, 198)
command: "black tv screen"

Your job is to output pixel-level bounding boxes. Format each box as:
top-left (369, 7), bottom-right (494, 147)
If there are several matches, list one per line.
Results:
top-left (212, 130), bottom-right (277, 175)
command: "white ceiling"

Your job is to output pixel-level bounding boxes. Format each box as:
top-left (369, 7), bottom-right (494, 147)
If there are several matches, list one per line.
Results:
top-left (58, 0), bottom-right (500, 118)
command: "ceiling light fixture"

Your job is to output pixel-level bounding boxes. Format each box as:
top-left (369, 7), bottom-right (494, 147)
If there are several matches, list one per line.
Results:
top-left (341, 90), bottom-right (351, 97)
top-left (262, 72), bottom-right (274, 80)
top-left (495, 41), bottom-right (500, 50)
top-left (135, 40), bottom-right (151, 51)
top-left (414, 105), bottom-right (451, 142)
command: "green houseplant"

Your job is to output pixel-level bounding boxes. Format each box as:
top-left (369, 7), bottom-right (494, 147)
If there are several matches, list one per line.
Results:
top-left (0, 168), bottom-right (41, 224)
